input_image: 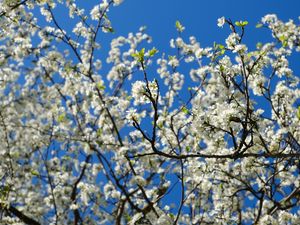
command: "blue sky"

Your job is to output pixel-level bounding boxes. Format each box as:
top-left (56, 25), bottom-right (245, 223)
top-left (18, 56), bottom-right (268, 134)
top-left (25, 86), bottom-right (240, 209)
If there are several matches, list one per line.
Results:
top-left (107, 0), bottom-right (300, 48)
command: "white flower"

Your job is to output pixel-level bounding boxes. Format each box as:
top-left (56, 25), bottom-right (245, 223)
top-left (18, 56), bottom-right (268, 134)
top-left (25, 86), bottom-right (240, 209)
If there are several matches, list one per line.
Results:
top-left (111, 190), bottom-right (121, 199)
top-left (232, 44), bottom-right (247, 53)
top-left (225, 33), bottom-right (240, 49)
top-left (129, 213), bottom-right (143, 225)
top-left (217, 17), bottom-right (225, 27)
top-left (113, 0), bottom-right (123, 6)
top-left (131, 80), bottom-right (146, 105)
top-left (40, 7), bottom-right (52, 22)
top-left (70, 204), bottom-right (79, 210)
top-left (125, 108), bottom-right (145, 124)
top-left (170, 39), bottom-right (175, 48)
top-left (262, 14), bottom-right (277, 24)
top-left (168, 57), bottom-right (179, 67)
top-left (81, 191), bottom-right (89, 206)
top-left (90, 5), bottom-right (101, 20)
top-left (195, 48), bottom-right (203, 58)
top-left (157, 214), bottom-right (173, 225)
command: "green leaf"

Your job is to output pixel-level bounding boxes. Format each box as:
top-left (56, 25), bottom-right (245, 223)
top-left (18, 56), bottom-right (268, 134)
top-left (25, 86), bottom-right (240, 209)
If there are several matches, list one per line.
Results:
top-left (124, 213), bottom-right (131, 221)
top-left (214, 43), bottom-right (225, 52)
top-left (103, 14), bottom-right (108, 19)
top-left (220, 65), bottom-right (225, 72)
top-left (282, 41), bottom-right (288, 47)
top-left (256, 42), bottom-right (263, 49)
top-left (235, 21), bottom-right (241, 26)
top-left (12, 18), bottom-right (19, 24)
top-left (131, 53), bottom-right (138, 58)
top-left (256, 23), bottom-right (263, 28)
top-left (97, 82), bottom-right (105, 91)
top-left (175, 20), bottom-right (185, 32)
top-left (0, 185), bottom-right (10, 202)
top-left (185, 146), bottom-right (191, 152)
top-left (218, 44), bottom-right (225, 50)
top-left (235, 21), bottom-right (248, 27)
top-left (104, 27), bottom-right (115, 33)
top-left (97, 128), bottom-right (102, 136)
top-left (279, 35), bottom-right (286, 42)
top-left (132, 48), bottom-right (146, 62)
top-left (10, 151), bottom-right (20, 158)
top-left (279, 35), bottom-right (288, 47)
top-left (297, 106), bottom-right (300, 120)
top-left (62, 155), bottom-right (71, 161)
top-left (181, 106), bottom-right (189, 114)
top-left (242, 21), bottom-right (248, 26)
top-left (31, 170), bottom-right (39, 176)
top-left (57, 113), bottom-right (66, 123)
top-left (168, 55), bottom-right (176, 60)
top-left (109, 27), bottom-right (115, 33)
top-left (148, 47), bottom-right (158, 57)
top-left (157, 122), bottom-right (163, 129)
top-left (140, 48), bottom-right (145, 56)
top-left (169, 213), bottom-right (175, 219)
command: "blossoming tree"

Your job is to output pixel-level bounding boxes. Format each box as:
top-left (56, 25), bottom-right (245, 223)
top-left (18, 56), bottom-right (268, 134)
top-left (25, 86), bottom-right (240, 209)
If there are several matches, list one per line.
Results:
top-left (1, 0), bottom-right (300, 224)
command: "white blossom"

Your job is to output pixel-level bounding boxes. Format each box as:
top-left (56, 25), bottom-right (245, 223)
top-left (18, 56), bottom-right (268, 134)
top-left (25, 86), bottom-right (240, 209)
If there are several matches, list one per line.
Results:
top-left (217, 16), bottom-right (226, 27)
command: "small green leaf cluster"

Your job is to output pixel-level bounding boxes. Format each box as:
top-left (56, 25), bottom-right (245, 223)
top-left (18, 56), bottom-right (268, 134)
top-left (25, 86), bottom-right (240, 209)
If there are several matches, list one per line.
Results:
top-left (131, 47), bottom-right (158, 63)
top-left (175, 20), bottom-right (185, 33)
top-left (235, 21), bottom-right (248, 27)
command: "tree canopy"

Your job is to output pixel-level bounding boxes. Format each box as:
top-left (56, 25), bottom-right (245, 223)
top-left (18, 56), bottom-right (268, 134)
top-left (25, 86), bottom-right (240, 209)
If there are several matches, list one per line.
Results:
top-left (1, 1), bottom-right (300, 224)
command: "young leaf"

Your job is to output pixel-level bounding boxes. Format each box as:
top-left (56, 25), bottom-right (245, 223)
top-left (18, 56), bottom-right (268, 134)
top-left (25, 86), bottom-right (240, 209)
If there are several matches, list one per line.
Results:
top-left (220, 65), bottom-right (225, 72)
top-left (175, 20), bottom-right (185, 32)
top-left (218, 44), bottom-right (225, 50)
top-left (256, 42), bottom-right (263, 49)
top-left (97, 128), bottom-right (102, 136)
top-left (57, 113), bottom-right (66, 123)
top-left (182, 106), bottom-right (189, 114)
top-left (148, 47), bottom-right (158, 57)
top-left (256, 23), bottom-right (263, 28)
top-left (97, 82), bottom-right (105, 90)
top-left (235, 21), bottom-right (248, 27)
top-left (131, 48), bottom-right (145, 62)
top-left (31, 170), bottom-right (39, 176)
top-left (242, 21), bottom-right (248, 26)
